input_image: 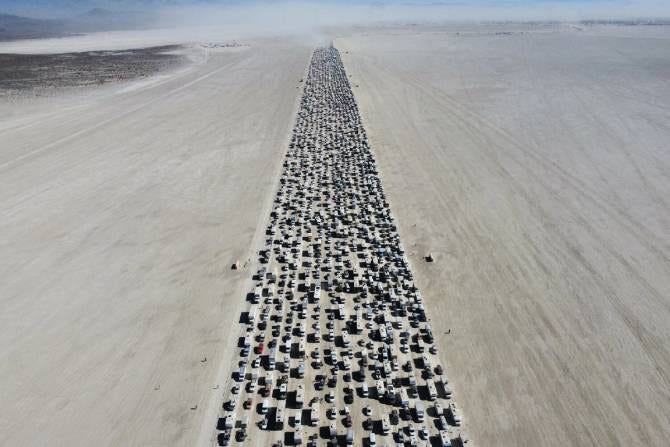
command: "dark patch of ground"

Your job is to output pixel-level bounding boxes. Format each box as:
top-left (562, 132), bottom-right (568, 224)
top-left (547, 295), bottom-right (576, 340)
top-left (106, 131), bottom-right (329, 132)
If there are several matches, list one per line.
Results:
top-left (0, 45), bottom-right (186, 94)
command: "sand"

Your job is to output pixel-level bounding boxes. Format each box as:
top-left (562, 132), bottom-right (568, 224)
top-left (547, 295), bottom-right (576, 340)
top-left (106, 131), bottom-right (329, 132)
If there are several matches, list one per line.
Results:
top-left (0, 39), bottom-right (312, 446)
top-left (336, 24), bottom-right (670, 446)
top-left (3, 22), bottom-right (670, 447)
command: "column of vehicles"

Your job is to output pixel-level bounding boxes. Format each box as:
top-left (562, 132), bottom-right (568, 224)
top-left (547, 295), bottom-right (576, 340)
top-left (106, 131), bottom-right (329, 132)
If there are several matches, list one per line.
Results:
top-left (215, 47), bottom-right (468, 447)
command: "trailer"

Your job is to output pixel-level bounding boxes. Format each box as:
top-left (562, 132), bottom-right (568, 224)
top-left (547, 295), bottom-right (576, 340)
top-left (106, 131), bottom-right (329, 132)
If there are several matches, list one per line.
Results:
top-left (296, 384), bottom-right (305, 407)
top-left (248, 304), bottom-right (258, 323)
top-left (310, 402), bottom-right (319, 426)
top-left (275, 404), bottom-right (285, 428)
top-left (399, 387), bottom-right (409, 408)
top-left (381, 414), bottom-right (390, 434)
top-left (427, 380), bottom-right (438, 401)
top-left (448, 402), bottom-right (462, 426)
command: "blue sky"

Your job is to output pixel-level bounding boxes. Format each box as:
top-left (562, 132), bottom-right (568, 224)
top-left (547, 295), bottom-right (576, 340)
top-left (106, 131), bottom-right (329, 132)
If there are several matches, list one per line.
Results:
top-left (1, 0), bottom-right (668, 20)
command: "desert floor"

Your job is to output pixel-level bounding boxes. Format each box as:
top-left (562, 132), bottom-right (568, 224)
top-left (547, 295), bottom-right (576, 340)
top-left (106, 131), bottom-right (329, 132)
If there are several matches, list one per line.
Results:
top-left (0, 39), bottom-right (312, 446)
top-left (337, 24), bottom-right (670, 446)
top-left (2, 23), bottom-right (670, 447)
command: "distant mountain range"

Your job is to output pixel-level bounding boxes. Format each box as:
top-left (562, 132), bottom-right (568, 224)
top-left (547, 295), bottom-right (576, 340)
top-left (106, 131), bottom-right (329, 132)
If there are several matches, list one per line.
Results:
top-left (0, 8), bottom-right (157, 41)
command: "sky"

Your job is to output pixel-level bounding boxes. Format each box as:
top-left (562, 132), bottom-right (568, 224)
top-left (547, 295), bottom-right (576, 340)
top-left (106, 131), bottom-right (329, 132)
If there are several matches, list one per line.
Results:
top-left (1, 0), bottom-right (669, 22)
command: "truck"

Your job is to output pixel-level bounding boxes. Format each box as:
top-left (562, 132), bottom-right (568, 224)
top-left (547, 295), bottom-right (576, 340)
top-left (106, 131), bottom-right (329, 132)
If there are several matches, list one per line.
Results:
top-left (439, 431), bottom-right (452, 447)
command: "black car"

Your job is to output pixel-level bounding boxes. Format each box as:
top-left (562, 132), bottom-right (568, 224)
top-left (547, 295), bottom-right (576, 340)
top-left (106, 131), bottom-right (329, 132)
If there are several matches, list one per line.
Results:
top-left (236, 429), bottom-right (247, 442)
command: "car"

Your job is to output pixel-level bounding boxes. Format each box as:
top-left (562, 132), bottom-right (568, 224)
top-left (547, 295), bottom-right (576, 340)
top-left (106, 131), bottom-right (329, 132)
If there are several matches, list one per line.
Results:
top-left (244, 398), bottom-right (252, 409)
top-left (390, 410), bottom-right (399, 424)
top-left (236, 429), bottom-right (247, 442)
top-left (256, 343), bottom-right (264, 354)
top-left (219, 429), bottom-right (231, 446)
top-left (344, 415), bottom-right (352, 427)
top-left (435, 365), bottom-right (444, 375)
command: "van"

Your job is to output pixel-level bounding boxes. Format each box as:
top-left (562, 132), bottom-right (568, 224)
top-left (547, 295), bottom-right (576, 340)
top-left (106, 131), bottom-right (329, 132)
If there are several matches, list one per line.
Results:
top-left (369, 432), bottom-right (376, 446)
top-left (415, 401), bottom-right (425, 422)
top-left (346, 429), bottom-right (354, 446)
top-left (376, 380), bottom-right (385, 397)
top-left (221, 415), bottom-right (233, 430)
top-left (294, 429), bottom-right (303, 445)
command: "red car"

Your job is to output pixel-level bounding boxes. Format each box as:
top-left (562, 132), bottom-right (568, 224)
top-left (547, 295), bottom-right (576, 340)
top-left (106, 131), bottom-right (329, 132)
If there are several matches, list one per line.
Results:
top-left (256, 343), bottom-right (264, 354)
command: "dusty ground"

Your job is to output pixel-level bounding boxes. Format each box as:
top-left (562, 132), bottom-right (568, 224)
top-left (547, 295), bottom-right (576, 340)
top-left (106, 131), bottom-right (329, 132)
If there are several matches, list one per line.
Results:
top-left (337, 24), bottom-right (670, 447)
top-left (0, 46), bottom-right (185, 95)
top-left (0, 39), bottom-right (312, 447)
top-left (3, 22), bottom-right (670, 447)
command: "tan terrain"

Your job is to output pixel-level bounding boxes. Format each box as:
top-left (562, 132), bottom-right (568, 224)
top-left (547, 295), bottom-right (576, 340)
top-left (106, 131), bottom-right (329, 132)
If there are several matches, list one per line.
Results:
top-left (0, 39), bottom-right (311, 446)
top-left (337, 24), bottom-right (670, 447)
